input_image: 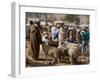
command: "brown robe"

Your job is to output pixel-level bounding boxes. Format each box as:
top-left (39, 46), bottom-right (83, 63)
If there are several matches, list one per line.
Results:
top-left (29, 25), bottom-right (42, 59)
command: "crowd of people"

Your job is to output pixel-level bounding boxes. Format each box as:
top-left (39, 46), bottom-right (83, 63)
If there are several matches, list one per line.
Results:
top-left (26, 19), bottom-right (90, 62)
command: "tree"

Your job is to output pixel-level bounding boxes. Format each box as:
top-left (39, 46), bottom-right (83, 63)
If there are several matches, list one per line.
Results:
top-left (64, 14), bottom-right (80, 26)
top-left (47, 14), bottom-right (56, 22)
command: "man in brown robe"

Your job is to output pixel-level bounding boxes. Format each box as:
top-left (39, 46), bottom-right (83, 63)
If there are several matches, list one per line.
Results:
top-left (29, 20), bottom-right (42, 60)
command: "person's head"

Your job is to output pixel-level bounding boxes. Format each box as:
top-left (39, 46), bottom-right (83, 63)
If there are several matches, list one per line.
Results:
top-left (78, 31), bottom-right (80, 35)
top-left (34, 21), bottom-right (40, 27)
top-left (83, 28), bottom-right (87, 32)
top-left (34, 22), bottom-right (38, 27)
top-left (60, 23), bottom-right (64, 27)
top-left (29, 20), bottom-right (34, 25)
top-left (36, 21), bottom-right (40, 26)
top-left (56, 24), bottom-right (60, 28)
top-left (43, 32), bottom-right (48, 39)
top-left (36, 18), bottom-right (40, 26)
top-left (60, 23), bottom-right (64, 28)
top-left (53, 21), bottom-right (56, 26)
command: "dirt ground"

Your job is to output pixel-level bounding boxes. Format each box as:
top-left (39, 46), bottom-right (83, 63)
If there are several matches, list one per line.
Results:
top-left (26, 40), bottom-right (89, 67)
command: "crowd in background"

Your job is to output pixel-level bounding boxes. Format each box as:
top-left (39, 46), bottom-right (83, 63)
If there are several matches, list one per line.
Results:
top-left (26, 19), bottom-right (89, 60)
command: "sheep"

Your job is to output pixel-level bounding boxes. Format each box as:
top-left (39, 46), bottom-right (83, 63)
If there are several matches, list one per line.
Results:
top-left (42, 42), bottom-right (62, 64)
top-left (65, 43), bottom-right (81, 64)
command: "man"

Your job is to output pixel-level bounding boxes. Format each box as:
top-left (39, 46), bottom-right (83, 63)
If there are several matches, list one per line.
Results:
top-left (51, 24), bottom-right (57, 41)
top-left (81, 28), bottom-right (89, 54)
top-left (55, 24), bottom-right (60, 39)
top-left (29, 20), bottom-right (42, 60)
top-left (58, 24), bottom-right (65, 48)
top-left (67, 30), bottom-right (75, 43)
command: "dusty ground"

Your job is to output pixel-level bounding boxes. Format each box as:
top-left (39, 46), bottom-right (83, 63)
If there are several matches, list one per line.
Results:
top-left (26, 40), bottom-right (89, 67)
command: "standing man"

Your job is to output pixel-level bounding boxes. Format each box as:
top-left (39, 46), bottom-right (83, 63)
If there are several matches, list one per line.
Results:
top-left (29, 20), bottom-right (42, 60)
top-left (58, 24), bottom-right (65, 48)
top-left (51, 24), bottom-right (57, 41)
top-left (81, 28), bottom-right (89, 54)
